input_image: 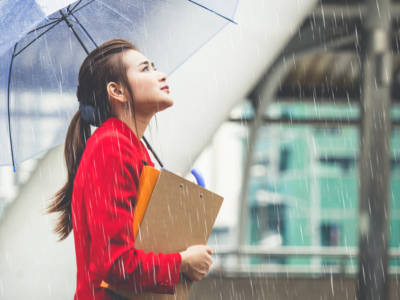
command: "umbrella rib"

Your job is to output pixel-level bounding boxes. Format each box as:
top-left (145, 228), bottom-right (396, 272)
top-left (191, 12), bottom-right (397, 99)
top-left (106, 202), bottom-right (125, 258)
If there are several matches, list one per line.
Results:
top-left (14, 19), bottom-right (64, 57)
top-left (7, 44), bottom-right (18, 172)
top-left (68, 11), bottom-right (98, 48)
top-left (26, 19), bottom-right (61, 35)
top-left (187, 0), bottom-right (238, 24)
top-left (69, 0), bottom-right (83, 14)
top-left (59, 11), bottom-right (90, 54)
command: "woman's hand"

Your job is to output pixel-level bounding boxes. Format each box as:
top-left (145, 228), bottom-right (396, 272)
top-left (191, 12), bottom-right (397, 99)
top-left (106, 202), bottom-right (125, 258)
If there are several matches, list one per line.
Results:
top-left (179, 245), bottom-right (213, 281)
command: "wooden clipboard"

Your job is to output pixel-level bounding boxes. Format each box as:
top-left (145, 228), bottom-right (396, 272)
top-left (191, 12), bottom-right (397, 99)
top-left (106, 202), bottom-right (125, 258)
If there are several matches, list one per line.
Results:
top-left (101, 166), bottom-right (224, 299)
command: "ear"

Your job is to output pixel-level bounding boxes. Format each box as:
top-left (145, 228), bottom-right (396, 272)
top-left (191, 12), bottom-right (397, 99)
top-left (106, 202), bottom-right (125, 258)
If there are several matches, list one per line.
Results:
top-left (107, 81), bottom-right (126, 104)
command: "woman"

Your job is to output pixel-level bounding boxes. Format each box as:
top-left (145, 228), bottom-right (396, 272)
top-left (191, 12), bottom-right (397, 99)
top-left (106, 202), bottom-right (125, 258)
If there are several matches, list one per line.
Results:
top-left (48, 39), bottom-right (213, 299)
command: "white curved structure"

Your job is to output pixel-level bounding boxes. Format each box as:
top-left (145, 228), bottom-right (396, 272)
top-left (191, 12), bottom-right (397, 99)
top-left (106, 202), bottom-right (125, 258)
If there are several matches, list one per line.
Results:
top-left (0, 0), bottom-right (317, 298)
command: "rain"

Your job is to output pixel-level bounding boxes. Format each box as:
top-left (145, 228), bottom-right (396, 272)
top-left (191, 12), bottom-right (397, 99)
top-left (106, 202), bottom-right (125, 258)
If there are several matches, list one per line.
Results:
top-left (0, 0), bottom-right (400, 299)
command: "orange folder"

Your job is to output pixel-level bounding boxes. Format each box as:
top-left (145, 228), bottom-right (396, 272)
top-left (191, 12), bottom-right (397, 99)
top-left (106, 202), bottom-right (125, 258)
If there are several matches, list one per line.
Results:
top-left (100, 166), bottom-right (160, 290)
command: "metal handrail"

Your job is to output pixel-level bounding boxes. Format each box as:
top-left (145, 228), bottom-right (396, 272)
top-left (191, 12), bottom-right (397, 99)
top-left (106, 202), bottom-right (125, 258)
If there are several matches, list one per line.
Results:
top-left (212, 246), bottom-right (400, 258)
top-left (210, 264), bottom-right (400, 276)
top-left (210, 246), bottom-right (400, 276)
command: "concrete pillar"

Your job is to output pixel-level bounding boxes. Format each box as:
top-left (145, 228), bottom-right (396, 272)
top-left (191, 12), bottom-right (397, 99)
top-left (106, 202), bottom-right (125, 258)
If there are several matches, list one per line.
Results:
top-left (357, 0), bottom-right (392, 299)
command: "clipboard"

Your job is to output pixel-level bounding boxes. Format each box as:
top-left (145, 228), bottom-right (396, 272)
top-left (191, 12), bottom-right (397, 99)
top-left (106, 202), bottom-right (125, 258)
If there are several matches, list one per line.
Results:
top-left (101, 166), bottom-right (224, 299)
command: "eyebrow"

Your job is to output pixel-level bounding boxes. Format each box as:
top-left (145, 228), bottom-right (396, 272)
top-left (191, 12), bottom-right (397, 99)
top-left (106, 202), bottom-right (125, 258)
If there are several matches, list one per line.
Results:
top-left (138, 60), bottom-right (156, 68)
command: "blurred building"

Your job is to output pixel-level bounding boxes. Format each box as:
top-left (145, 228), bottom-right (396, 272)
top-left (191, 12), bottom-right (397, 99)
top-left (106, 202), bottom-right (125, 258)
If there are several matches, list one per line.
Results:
top-left (244, 102), bottom-right (400, 268)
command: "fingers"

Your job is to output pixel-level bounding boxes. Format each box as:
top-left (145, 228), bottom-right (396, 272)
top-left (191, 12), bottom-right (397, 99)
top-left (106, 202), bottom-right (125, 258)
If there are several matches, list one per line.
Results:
top-left (203, 252), bottom-right (212, 263)
top-left (190, 259), bottom-right (212, 282)
top-left (194, 268), bottom-right (209, 281)
top-left (204, 246), bottom-right (213, 268)
top-left (180, 244), bottom-right (214, 282)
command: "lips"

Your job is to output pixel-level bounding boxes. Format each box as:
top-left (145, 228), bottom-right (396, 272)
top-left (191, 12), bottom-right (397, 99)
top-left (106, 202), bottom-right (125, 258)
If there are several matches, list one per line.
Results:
top-left (161, 85), bottom-right (170, 93)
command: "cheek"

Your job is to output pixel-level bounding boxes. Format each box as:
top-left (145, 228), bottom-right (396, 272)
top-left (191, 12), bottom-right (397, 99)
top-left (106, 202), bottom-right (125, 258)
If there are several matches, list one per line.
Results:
top-left (131, 77), bottom-right (155, 99)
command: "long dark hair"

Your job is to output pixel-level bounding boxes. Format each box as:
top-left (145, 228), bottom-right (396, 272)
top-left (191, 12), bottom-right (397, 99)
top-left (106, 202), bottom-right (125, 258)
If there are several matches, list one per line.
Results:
top-left (47, 39), bottom-right (138, 241)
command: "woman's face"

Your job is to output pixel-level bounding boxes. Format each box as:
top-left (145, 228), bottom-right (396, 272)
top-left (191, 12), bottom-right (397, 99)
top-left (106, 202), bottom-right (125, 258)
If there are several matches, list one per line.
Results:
top-left (122, 49), bottom-right (173, 115)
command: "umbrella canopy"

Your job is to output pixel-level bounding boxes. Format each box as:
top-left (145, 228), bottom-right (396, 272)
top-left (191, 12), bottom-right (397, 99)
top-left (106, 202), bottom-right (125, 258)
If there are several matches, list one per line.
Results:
top-left (0, 0), bottom-right (238, 169)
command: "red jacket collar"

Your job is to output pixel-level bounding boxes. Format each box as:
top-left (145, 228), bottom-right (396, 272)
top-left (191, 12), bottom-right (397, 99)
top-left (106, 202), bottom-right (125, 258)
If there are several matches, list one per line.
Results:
top-left (101, 117), bottom-right (142, 148)
top-left (95, 117), bottom-right (154, 167)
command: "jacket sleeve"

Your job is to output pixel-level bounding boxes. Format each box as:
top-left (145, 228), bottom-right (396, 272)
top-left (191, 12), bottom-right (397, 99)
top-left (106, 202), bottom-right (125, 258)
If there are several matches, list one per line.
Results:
top-left (85, 136), bottom-right (181, 294)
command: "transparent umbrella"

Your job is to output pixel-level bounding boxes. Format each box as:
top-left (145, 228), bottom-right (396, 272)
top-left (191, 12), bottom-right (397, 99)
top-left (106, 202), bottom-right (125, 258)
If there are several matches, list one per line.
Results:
top-left (0, 0), bottom-right (238, 170)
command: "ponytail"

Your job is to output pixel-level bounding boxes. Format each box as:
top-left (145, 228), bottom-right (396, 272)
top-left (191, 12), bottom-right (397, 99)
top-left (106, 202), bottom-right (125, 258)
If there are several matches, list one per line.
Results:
top-left (47, 110), bottom-right (91, 241)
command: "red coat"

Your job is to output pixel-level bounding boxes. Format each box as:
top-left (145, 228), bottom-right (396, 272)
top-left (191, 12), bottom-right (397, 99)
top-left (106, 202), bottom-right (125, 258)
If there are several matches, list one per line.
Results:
top-left (71, 117), bottom-right (181, 300)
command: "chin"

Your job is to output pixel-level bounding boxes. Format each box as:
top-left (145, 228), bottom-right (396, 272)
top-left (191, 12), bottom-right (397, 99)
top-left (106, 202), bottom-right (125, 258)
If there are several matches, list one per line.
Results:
top-left (157, 99), bottom-right (174, 112)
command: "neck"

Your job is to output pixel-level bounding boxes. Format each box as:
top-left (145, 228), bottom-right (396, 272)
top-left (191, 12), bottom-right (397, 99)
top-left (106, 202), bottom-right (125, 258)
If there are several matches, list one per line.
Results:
top-left (117, 112), bottom-right (153, 140)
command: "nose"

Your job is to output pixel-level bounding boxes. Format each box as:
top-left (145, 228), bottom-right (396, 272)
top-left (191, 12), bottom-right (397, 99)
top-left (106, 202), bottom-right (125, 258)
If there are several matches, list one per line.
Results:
top-left (158, 71), bottom-right (167, 82)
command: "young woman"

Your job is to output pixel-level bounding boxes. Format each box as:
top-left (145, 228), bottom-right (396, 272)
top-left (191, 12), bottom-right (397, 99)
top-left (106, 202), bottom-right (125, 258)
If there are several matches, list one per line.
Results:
top-left (48, 39), bottom-right (213, 300)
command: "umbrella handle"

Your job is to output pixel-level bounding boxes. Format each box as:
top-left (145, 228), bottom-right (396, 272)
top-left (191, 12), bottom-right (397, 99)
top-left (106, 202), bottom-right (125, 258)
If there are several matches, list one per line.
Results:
top-left (160, 167), bottom-right (206, 188)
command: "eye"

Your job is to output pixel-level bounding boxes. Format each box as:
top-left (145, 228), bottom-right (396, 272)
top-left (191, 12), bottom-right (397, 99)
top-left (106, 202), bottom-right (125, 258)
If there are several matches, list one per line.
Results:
top-left (143, 64), bottom-right (157, 72)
